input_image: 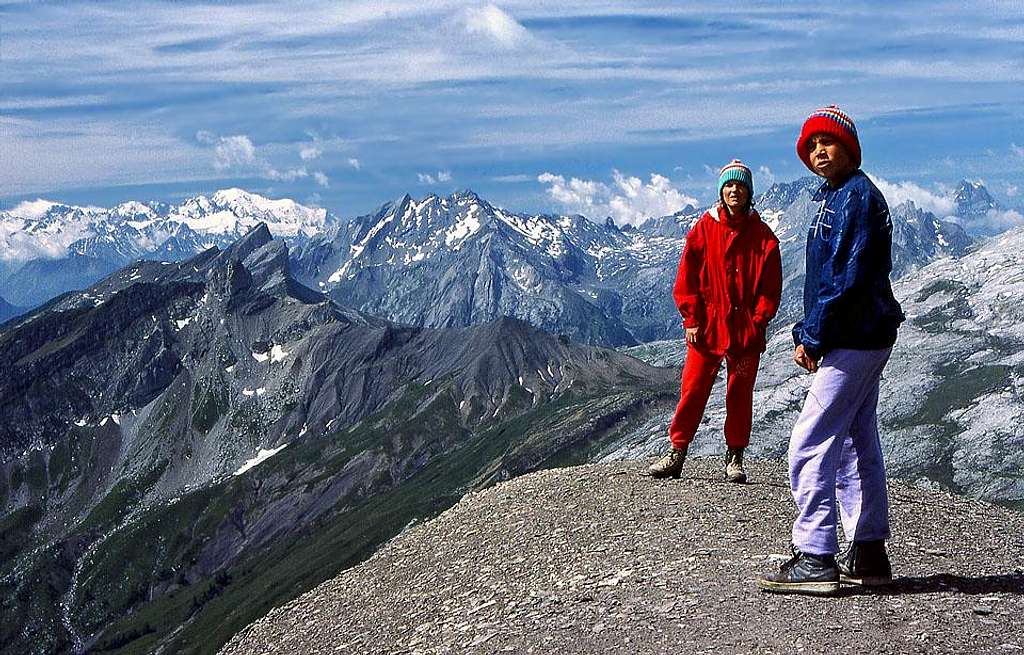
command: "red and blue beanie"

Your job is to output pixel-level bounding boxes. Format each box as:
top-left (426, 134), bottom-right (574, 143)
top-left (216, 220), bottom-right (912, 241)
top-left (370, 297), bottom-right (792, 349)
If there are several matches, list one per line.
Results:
top-left (718, 159), bottom-right (753, 197)
top-left (796, 105), bottom-right (861, 172)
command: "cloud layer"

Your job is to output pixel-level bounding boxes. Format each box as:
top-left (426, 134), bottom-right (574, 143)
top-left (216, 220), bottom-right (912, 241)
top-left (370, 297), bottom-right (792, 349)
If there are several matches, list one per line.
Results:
top-left (1, 2), bottom-right (1021, 213)
top-left (538, 170), bottom-right (697, 225)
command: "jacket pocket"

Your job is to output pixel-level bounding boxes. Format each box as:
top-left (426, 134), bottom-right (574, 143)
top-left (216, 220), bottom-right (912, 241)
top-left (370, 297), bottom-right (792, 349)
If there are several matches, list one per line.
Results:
top-left (735, 307), bottom-right (764, 353)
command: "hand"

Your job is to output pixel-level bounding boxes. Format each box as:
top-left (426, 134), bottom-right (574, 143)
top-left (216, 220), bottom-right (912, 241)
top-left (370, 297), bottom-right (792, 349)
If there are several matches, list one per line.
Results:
top-left (685, 326), bottom-right (699, 345)
top-left (793, 344), bottom-right (819, 373)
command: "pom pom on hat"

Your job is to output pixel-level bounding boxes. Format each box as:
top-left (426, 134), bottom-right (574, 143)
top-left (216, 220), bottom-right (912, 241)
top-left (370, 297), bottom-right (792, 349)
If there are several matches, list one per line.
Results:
top-left (796, 105), bottom-right (861, 172)
top-left (718, 159), bottom-right (753, 197)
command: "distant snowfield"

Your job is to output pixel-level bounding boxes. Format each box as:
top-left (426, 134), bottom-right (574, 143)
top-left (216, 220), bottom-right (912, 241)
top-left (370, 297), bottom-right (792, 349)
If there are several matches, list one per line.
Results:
top-left (0, 188), bottom-right (330, 265)
top-left (233, 444), bottom-right (288, 476)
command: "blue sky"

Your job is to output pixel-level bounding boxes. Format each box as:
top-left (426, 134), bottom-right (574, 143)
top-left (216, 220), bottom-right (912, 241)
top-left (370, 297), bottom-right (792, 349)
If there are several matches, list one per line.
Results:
top-left (2, 1), bottom-right (1023, 223)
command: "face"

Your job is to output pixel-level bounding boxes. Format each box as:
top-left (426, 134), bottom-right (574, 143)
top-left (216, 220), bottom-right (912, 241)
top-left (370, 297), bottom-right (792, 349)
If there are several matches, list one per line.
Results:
top-left (806, 133), bottom-right (854, 180)
top-left (721, 180), bottom-right (750, 212)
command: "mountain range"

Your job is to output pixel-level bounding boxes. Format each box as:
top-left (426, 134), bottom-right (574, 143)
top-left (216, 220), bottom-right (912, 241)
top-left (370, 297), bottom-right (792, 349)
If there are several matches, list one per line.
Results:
top-left (0, 225), bottom-right (675, 655)
top-left (0, 189), bottom-right (332, 308)
top-left (1, 175), bottom-right (1021, 654)
top-left (3, 178), bottom-right (997, 344)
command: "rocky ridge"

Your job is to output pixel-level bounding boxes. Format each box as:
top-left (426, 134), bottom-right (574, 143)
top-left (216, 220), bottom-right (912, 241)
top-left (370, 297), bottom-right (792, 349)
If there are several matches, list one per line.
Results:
top-left (221, 459), bottom-right (1024, 655)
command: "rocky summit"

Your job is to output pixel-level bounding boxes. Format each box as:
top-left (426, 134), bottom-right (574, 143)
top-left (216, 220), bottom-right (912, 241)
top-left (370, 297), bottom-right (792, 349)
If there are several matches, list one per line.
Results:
top-left (220, 459), bottom-right (1024, 655)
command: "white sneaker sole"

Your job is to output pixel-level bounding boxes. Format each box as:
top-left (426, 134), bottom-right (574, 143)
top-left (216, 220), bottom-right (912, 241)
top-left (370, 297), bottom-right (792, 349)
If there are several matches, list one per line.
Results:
top-left (756, 578), bottom-right (840, 596)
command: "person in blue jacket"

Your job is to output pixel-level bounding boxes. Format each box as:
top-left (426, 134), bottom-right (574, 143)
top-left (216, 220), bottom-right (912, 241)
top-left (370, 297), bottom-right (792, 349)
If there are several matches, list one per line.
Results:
top-left (757, 105), bottom-right (905, 596)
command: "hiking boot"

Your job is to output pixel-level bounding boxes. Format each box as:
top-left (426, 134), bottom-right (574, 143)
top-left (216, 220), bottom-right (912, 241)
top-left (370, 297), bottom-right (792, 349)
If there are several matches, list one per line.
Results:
top-left (756, 546), bottom-right (840, 596)
top-left (838, 540), bottom-right (893, 586)
top-left (645, 446), bottom-right (687, 479)
top-left (725, 447), bottom-right (747, 483)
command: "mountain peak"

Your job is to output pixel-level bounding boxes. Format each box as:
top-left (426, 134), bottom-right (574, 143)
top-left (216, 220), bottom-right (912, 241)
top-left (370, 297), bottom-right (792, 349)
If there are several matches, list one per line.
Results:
top-left (954, 179), bottom-right (996, 207)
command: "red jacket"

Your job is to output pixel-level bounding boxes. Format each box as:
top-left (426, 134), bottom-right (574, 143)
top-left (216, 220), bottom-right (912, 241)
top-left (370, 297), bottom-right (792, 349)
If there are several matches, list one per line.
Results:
top-left (673, 205), bottom-right (782, 355)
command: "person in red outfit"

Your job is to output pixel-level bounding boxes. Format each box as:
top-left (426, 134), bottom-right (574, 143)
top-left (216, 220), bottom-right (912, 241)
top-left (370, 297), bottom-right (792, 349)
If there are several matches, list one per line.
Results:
top-left (646, 160), bottom-right (783, 482)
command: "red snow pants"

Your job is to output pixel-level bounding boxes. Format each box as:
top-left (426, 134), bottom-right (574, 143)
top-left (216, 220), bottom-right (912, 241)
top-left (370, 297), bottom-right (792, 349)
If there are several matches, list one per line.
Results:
top-left (667, 345), bottom-right (760, 450)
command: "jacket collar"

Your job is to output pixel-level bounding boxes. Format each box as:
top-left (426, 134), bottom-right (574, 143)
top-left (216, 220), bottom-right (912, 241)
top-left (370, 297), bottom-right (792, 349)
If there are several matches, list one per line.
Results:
top-left (712, 203), bottom-right (759, 228)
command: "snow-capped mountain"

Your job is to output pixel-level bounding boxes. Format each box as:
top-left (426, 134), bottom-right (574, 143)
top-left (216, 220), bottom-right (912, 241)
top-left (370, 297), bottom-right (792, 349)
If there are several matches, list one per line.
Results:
top-left (291, 190), bottom-right (696, 345)
top-left (292, 181), bottom-right (971, 344)
top-left (607, 224), bottom-right (1024, 505)
top-left (0, 177), bottom-right (994, 339)
top-left (0, 189), bottom-right (333, 307)
top-left (954, 179), bottom-right (999, 222)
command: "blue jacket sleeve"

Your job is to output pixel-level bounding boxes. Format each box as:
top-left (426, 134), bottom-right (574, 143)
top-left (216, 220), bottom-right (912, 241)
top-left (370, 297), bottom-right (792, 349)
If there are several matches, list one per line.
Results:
top-left (800, 189), bottom-right (876, 357)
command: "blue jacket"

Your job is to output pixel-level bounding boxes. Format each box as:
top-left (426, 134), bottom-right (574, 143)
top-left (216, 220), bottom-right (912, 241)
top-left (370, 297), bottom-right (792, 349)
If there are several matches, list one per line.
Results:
top-left (793, 170), bottom-right (904, 358)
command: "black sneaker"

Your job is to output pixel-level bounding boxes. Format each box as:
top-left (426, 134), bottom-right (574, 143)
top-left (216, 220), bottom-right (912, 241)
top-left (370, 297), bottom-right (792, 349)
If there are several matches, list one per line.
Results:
top-left (756, 546), bottom-right (840, 596)
top-left (838, 540), bottom-right (893, 586)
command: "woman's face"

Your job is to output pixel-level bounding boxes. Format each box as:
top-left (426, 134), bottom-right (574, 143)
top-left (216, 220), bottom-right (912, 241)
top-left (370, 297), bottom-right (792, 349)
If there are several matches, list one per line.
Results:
top-left (721, 180), bottom-right (750, 213)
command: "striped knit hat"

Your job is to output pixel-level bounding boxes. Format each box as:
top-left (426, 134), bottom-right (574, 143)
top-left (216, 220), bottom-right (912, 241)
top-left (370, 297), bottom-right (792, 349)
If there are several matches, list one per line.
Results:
top-left (796, 105), bottom-right (861, 172)
top-left (718, 159), bottom-right (753, 198)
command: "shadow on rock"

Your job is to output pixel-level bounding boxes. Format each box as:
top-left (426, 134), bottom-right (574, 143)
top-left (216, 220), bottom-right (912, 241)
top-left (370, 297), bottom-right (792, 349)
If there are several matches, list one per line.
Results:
top-left (849, 573), bottom-right (1024, 596)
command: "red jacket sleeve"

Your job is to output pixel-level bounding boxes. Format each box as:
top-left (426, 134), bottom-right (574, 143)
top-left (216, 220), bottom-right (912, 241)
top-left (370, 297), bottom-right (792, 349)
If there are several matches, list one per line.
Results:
top-left (673, 222), bottom-right (704, 326)
top-left (752, 238), bottom-right (782, 328)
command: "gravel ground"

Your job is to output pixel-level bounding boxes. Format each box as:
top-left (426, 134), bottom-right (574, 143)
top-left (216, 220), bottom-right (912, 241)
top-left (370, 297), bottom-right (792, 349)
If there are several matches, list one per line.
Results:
top-left (221, 458), bottom-right (1024, 655)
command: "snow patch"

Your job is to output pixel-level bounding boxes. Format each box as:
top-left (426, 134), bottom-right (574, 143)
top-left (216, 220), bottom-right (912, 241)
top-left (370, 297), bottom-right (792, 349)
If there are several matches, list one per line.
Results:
top-left (270, 344), bottom-right (290, 362)
top-left (175, 317), bottom-right (192, 330)
top-left (233, 444), bottom-right (288, 476)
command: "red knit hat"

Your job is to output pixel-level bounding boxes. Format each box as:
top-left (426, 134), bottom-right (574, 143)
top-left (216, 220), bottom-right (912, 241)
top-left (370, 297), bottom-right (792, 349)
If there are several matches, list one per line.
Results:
top-left (796, 105), bottom-right (861, 172)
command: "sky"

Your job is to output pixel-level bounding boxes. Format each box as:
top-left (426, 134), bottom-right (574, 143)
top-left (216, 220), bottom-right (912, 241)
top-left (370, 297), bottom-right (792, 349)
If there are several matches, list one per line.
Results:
top-left (2, 1), bottom-right (1023, 224)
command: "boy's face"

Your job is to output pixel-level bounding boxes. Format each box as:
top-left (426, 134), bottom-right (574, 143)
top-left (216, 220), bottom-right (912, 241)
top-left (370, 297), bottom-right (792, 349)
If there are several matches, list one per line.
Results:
top-left (721, 180), bottom-right (750, 212)
top-left (806, 133), bottom-right (853, 179)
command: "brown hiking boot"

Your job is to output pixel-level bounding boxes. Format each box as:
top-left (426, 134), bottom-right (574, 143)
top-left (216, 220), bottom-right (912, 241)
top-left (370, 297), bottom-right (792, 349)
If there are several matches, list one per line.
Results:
top-left (645, 446), bottom-right (687, 479)
top-left (725, 447), bottom-right (747, 483)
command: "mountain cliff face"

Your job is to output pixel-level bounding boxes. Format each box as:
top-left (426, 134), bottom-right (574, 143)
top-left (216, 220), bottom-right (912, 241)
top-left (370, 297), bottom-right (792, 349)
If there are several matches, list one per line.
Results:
top-left (0, 190), bottom-right (332, 307)
top-left (608, 226), bottom-right (1024, 507)
top-left (0, 225), bottom-right (676, 655)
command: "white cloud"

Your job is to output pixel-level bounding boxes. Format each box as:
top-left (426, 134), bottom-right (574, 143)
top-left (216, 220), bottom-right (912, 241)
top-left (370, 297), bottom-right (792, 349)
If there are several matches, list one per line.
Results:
top-left (462, 5), bottom-right (530, 48)
top-left (537, 172), bottom-right (608, 217)
top-left (1012, 143), bottom-right (1024, 159)
top-left (538, 170), bottom-right (697, 225)
top-left (299, 145), bottom-right (323, 161)
top-left (197, 131), bottom-right (331, 188)
top-left (418, 170), bottom-right (452, 184)
top-left (347, 158), bottom-right (361, 170)
top-left (492, 173), bottom-right (533, 183)
top-left (196, 132), bottom-right (258, 171)
top-left (1007, 184), bottom-right (1019, 198)
top-left (868, 175), bottom-right (957, 217)
top-left (975, 208), bottom-right (1024, 233)
top-left (267, 167), bottom-right (308, 182)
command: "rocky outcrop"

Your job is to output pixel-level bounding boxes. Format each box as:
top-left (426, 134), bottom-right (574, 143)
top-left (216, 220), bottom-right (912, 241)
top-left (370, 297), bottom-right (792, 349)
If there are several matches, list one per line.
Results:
top-left (221, 459), bottom-right (1024, 655)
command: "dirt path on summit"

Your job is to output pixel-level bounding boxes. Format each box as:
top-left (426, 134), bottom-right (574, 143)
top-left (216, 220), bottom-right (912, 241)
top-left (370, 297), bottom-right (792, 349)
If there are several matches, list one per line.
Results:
top-left (221, 459), bottom-right (1024, 655)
